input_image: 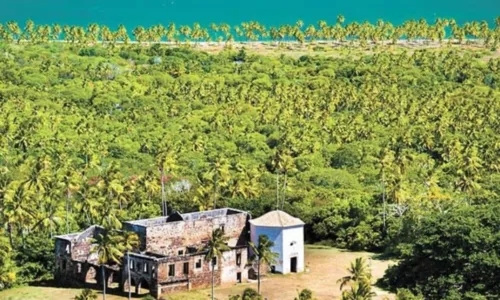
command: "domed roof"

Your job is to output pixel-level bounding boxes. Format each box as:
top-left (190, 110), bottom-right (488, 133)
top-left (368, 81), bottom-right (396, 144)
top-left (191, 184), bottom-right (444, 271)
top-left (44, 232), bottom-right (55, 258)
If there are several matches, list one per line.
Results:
top-left (249, 210), bottom-right (304, 228)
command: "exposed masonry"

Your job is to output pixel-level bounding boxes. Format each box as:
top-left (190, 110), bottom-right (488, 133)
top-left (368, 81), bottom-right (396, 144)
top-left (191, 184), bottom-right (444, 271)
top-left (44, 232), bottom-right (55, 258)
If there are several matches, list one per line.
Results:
top-left (54, 208), bottom-right (259, 299)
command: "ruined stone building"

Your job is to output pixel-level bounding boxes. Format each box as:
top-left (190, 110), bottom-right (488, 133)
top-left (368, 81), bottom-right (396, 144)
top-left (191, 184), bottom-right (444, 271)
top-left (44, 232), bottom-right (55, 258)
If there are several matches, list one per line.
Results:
top-left (54, 208), bottom-right (304, 298)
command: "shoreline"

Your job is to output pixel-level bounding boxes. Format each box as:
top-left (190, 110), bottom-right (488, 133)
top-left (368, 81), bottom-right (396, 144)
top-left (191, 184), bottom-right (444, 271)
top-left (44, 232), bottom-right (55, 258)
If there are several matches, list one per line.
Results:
top-left (7, 38), bottom-right (495, 53)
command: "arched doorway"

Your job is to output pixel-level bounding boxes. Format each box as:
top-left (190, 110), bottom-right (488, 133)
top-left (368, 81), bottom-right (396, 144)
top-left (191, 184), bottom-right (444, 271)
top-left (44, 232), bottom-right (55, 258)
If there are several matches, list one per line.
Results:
top-left (123, 277), bottom-right (137, 294)
top-left (85, 266), bottom-right (98, 285)
top-left (136, 278), bottom-right (150, 296)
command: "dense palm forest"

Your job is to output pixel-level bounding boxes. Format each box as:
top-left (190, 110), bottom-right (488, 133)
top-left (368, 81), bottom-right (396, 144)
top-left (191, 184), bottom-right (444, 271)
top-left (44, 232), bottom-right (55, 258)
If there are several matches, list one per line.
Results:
top-left (0, 17), bottom-right (499, 299)
top-left (0, 17), bottom-right (500, 46)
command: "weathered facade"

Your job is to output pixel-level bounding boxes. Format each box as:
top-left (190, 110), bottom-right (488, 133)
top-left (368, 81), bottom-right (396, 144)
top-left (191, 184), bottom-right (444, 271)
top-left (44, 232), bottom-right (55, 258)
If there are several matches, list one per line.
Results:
top-left (54, 225), bottom-right (120, 288)
top-left (55, 208), bottom-right (252, 298)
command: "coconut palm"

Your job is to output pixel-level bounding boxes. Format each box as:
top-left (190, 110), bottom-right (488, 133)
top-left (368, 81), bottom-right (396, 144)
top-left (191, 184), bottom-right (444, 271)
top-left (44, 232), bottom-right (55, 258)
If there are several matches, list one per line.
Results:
top-left (117, 24), bottom-right (129, 44)
top-left (204, 228), bottom-right (230, 300)
top-left (337, 15), bottom-right (346, 25)
top-left (249, 235), bottom-right (279, 295)
top-left (341, 281), bottom-right (376, 300)
top-left (337, 257), bottom-right (372, 291)
top-left (91, 229), bottom-right (138, 300)
top-left (52, 24), bottom-right (62, 40)
top-left (6, 21), bottom-right (21, 43)
top-left (23, 20), bottom-right (35, 42)
top-left (155, 146), bottom-right (178, 216)
top-left (206, 156), bottom-right (230, 209)
top-left (91, 232), bottom-right (122, 300)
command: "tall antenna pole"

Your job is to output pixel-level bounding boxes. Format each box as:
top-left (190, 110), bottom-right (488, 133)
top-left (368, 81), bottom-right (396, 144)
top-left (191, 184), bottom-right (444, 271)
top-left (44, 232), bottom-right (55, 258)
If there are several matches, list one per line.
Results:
top-left (276, 169), bottom-right (280, 210)
top-left (281, 172), bottom-right (287, 210)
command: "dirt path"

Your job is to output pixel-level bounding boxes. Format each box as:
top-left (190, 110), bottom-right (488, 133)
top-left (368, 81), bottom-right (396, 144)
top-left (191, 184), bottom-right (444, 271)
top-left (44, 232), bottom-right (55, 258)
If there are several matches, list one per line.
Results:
top-left (169, 246), bottom-right (395, 300)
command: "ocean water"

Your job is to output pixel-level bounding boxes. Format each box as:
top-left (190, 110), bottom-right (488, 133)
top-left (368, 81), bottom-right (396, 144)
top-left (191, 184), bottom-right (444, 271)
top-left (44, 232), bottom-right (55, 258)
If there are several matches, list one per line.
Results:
top-left (1, 0), bottom-right (498, 29)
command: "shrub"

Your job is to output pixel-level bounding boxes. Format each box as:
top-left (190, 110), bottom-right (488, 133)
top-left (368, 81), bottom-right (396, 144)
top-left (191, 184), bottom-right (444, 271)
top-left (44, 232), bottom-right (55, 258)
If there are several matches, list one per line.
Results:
top-left (295, 288), bottom-right (314, 300)
top-left (242, 287), bottom-right (262, 300)
top-left (74, 289), bottom-right (97, 300)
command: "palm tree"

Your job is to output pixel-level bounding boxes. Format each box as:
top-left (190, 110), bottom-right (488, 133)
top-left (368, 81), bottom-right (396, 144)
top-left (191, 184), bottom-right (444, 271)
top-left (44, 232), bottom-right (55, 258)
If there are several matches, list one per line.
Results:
top-left (58, 161), bottom-right (80, 233)
top-left (23, 20), bottom-right (35, 42)
top-left (341, 281), bottom-right (376, 300)
top-left (337, 257), bottom-right (372, 291)
top-left (91, 229), bottom-right (138, 300)
top-left (204, 228), bottom-right (230, 300)
top-left (207, 156), bottom-right (230, 209)
top-left (133, 26), bottom-right (146, 44)
top-left (179, 25), bottom-right (192, 44)
top-left (155, 147), bottom-right (178, 216)
top-left (117, 24), bottom-right (129, 44)
top-left (86, 23), bottom-right (100, 44)
top-left (7, 21), bottom-right (21, 43)
top-left (249, 235), bottom-right (279, 295)
top-left (52, 24), bottom-right (62, 40)
top-left (337, 15), bottom-right (346, 25)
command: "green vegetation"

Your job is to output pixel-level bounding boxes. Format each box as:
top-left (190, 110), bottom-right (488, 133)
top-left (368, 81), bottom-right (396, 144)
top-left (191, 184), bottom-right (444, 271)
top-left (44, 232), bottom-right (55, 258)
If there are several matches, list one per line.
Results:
top-left (0, 16), bottom-right (499, 298)
top-left (0, 231), bottom-right (16, 289)
top-left (338, 257), bottom-right (375, 300)
top-left (0, 17), bottom-right (500, 47)
top-left (294, 289), bottom-right (314, 300)
top-left (90, 230), bottom-right (139, 300)
top-left (228, 288), bottom-right (263, 300)
top-left (74, 289), bottom-right (98, 300)
top-left (380, 203), bottom-right (500, 299)
top-left (337, 257), bottom-right (372, 291)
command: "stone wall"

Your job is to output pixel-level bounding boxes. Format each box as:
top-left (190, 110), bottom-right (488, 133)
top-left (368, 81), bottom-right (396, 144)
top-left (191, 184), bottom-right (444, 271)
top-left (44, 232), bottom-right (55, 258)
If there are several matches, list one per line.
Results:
top-left (54, 226), bottom-right (106, 286)
top-left (121, 253), bottom-right (160, 297)
top-left (144, 213), bottom-right (249, 255)
top-left (221, 248), bottom-right (248, 284)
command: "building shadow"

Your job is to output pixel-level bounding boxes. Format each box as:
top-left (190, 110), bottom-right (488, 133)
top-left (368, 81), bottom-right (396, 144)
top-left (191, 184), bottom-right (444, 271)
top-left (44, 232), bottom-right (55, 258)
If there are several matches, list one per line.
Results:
top-left (28, 279), bottom-right (145, 298)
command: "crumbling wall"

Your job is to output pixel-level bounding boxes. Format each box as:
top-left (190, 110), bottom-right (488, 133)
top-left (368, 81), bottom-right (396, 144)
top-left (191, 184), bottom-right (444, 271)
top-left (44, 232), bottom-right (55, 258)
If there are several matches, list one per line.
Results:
top-left (145, 213), bottom-right (248, 255)
top-left (185, 253), bottom-right (221, 290)
top-left (221, 248), bottom-right (248, 284)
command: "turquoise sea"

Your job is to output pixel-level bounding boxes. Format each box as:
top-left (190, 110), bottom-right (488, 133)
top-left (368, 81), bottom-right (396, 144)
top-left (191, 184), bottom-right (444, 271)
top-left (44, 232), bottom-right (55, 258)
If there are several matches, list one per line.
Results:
top-left (1, 0), bottom-right (499, 29)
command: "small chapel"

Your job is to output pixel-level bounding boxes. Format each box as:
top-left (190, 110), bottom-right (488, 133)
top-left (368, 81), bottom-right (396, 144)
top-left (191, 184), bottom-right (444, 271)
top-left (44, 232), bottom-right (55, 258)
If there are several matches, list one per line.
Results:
top-left (249, 210), bottom-right (305, 274)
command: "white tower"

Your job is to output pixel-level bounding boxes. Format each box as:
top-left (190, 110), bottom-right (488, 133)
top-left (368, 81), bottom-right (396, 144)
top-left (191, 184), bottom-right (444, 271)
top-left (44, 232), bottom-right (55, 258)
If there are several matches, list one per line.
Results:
top-left (249, 210), bottom-right (305, 274)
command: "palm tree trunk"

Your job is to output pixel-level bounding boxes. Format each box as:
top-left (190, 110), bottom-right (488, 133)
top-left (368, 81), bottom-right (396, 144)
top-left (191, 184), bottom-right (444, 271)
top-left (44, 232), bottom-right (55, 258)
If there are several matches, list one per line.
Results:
top-left (102, 265), bottom-right (106, 300)
top-left (282, 173), bottom-right (287, 210)
top-left (66, 189), bottom-right (70, 233)
top-left (160, 168), bottom-right (166, 216)
top-left (257, 259), bottom-right (261, 294)
top-left (211, 264), bottom-right (215, 300)
top-left (7, 222), bottom-right (13, 247)
top-left (213, 173), bottom-right (218, 210)
top-left (382, 172), bottom-right (386, 233)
